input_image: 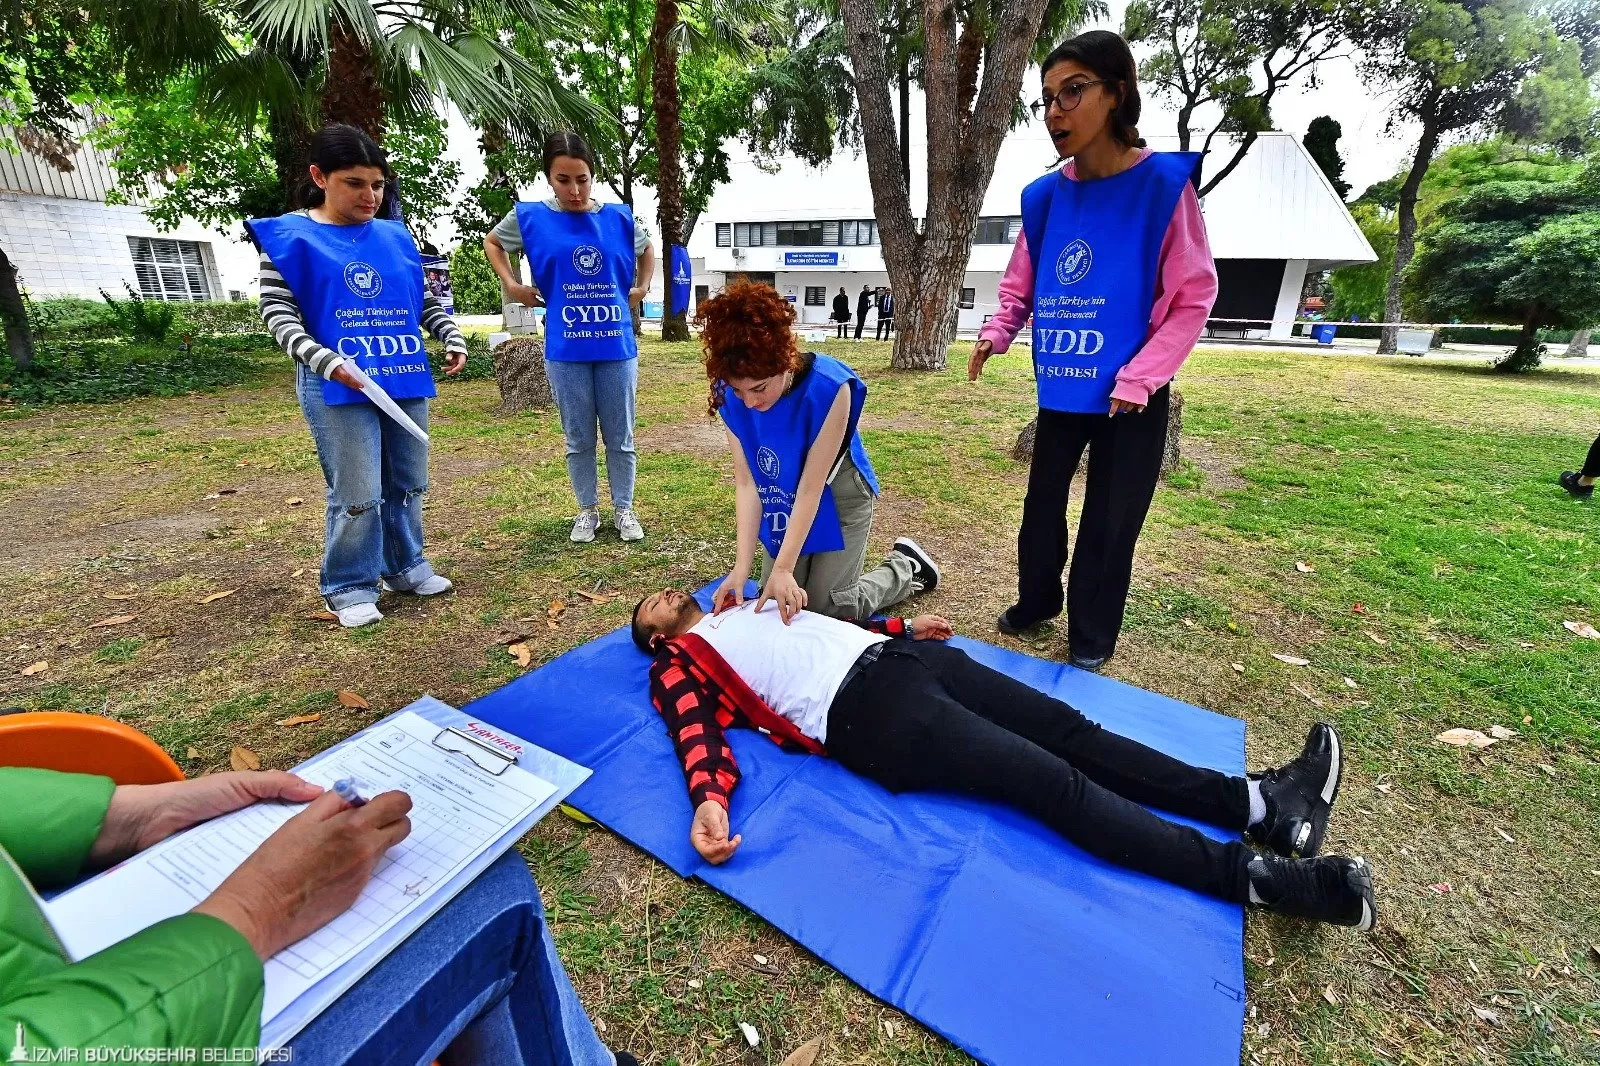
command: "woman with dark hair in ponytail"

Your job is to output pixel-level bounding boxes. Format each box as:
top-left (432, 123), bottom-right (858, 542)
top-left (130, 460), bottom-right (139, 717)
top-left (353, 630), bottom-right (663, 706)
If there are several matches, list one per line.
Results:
top-left (483, 131), bottom-right (657, 545)
top-left (970, 30), bottom-right (1218, 672)
top-left (247, 124), bottom-right (468, 629)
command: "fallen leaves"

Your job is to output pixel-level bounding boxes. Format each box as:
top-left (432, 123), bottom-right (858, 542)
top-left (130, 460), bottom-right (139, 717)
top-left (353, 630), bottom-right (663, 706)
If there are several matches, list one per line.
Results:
top-left (89, 614), bottom-right (137, 628)
top-left (1291, 682), bottom-right (1324, 707)
top-left (198, 589), bottom-right (236, 604)
top-left (547, 600), bottom-right (566, 628)
top-left (573, 589), bottom-right (617, 605)
top-left (1351, 602), bottom-right (1368, 615)
top-left (1322, 985), bottom-right (1339, 1007)
top-left (186, 746), bottom-right (201, 760)
top-left (303, 610), bottom-right (339, 623)
top-left (1562, 620), bottom-right (1600, 640)
top-left (1271, 653), bottom-right (1310, 667)
top-left (1364, 630), bottom-right (1388, 646)
top-left (291, 569), bottom-right (306, 578)
top-left (779, 1037), bottom-right (823, 1066)
top-left (1473, 1006), bottom-right (1501, 1027)
top-left (1495, 827), bottom-right (1516, 844)
top-left (336, 690), bottom-right (370, 710)
top-left (103, 591), bottom-right (137, 601)
top-left (1231, 662), bottom-right (1245, 674)
top-left (737, 1021), bottom-right (760, 1048)
top-left (1343, 676), bottom-right (1359, 689)
top-left (1428, 882), bottom-right (1452, 894)
top-left (1436, 728), bottom-right (1498, 750)
top-left (507, 642), bottom-right (532, 669)
top-left (20, 661), bottom-right (48, 676)
top-left (277, 713), bottom-right (321, 727)
top-left (1487, 724), bottom-right (1518, 741)
top-left (1294, 560), bottom-right (1315, 574)
top-left (229, 746), bottom-right (261, 771)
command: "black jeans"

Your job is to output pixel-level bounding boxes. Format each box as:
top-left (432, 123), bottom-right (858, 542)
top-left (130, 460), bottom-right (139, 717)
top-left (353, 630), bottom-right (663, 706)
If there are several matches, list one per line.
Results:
top-left (1583, 433), bottom-right (1600, 478)
top-left (1015, 385), bottom-right (1170, 658)
top-left (855, 312), bottom-right (868, 340)
top-left (836, 319), bottom-right (850, 338)
top-left (875, 316), bottom-right (894, 340)
top-left (826, 640), bottom-right (1253, 903)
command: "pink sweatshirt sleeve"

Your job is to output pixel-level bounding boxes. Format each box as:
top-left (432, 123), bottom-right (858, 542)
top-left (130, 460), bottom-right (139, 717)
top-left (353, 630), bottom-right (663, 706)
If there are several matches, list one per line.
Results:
top-left (1111, 183), bottom-right (1218, 406)
top-left (978, 233), bottom-right (1034, 354)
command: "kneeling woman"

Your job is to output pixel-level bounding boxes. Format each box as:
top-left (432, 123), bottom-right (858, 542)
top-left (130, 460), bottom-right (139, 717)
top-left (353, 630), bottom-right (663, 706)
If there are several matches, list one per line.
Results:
top-left (249, 125), bottom-right (468, 628)
top-left (697, 282), bottom-right (939, 621)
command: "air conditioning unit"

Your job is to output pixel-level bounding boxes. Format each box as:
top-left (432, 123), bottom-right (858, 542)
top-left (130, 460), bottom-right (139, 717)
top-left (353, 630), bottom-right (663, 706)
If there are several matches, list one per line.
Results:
top-left (731, 247), bottom-right (745, 260)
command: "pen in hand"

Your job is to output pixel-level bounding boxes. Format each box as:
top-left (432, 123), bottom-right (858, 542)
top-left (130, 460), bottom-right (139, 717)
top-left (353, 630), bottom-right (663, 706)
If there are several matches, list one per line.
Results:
top-left (331, 778), bottom-right (369, 808)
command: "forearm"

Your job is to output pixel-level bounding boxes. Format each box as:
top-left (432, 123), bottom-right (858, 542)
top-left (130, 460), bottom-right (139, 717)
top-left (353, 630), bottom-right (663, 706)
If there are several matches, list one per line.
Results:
top-left (732, 476), bottom-right (762, 579)
top-left (772, 479), bottom-right (826, 573)
top-left (635, 244), bottom-right (656, 293)
top-left (421, 292), bottom-right (467, 352)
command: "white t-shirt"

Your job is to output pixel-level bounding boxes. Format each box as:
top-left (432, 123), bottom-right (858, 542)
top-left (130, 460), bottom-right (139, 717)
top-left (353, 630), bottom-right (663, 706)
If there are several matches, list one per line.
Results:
top-left (687, 602), bottom-right (888, 744)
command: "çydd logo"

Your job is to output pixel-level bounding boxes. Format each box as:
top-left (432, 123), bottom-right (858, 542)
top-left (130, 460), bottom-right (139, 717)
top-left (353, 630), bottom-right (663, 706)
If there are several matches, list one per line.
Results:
top-left (756, 446), bottom-right (781, 481)
top-left (1054, 239), bottom-right (1092, 286)
top-left (9, 1022), bottom-right (27, 1062)
top-left (674, 265), bottom-right (690, 283)
top-left (344, 261), bottom-right (384, 300)
top-left (573, 245), bottom-right (604, 277)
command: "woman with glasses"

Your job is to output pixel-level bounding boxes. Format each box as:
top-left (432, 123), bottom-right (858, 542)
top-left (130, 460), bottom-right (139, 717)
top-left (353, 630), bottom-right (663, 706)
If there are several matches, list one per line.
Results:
top-left (969, 29), bottom-right (1217, 672)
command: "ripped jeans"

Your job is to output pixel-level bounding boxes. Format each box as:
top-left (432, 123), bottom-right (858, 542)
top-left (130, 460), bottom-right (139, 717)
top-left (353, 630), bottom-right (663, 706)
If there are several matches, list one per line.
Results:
top-left (297, 364), bottom-right (438, 610)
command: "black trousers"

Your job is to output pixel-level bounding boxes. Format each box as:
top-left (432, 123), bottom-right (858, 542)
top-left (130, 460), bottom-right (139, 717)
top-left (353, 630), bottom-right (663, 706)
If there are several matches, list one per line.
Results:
top-left (1584, 433), bottom-right (1600, 478)
top-left (875, 316), bottom-right (894, 340)
top-left (854, 311), bottom-right (868, 340)
top-left (835, 318), bottom-right (850, 337)
top-left (1016, 385), bottom-right (1170, 658)
top-left (827, 641), bottom-right (1253, 902)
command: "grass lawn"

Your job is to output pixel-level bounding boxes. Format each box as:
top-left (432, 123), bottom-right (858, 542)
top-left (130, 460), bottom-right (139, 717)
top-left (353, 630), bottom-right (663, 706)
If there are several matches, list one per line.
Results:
top-left (3, 338), bottom-right (1598, 1065)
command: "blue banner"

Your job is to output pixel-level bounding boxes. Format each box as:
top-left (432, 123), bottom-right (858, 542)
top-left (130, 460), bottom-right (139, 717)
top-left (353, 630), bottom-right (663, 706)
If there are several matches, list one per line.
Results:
top-left (670, 245), bottom-right (692, 316)
top-left (783, 251), bottom-right (839, 267)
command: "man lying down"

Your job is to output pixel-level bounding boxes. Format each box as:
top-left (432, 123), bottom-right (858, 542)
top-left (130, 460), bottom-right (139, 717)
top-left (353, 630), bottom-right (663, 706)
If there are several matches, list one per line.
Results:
top-left (631, 588), bottom-right (1377, 930)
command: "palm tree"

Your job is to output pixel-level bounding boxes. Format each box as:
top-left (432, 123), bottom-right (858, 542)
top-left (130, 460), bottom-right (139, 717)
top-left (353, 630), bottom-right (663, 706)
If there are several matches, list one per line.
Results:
top-left (651, 0), bottom-right (786, 340)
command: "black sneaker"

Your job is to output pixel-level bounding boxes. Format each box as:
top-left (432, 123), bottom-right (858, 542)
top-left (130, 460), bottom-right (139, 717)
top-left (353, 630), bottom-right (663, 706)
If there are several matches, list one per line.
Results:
top-left (1247, 722), bottom-right (1342, 858)
top-left (1560, 471), bottom-right (1594, 500)
top-left (1247, 854), bottom-right (1376, 930)
top-left (1069, 653), bottom-right (1108, 673)
top-left (997, 606), bottom-right (1051, 637)
top-left (615, 1054), bottom-right (640, 1066)
top-left (892, 537), bottom-right (940, 592)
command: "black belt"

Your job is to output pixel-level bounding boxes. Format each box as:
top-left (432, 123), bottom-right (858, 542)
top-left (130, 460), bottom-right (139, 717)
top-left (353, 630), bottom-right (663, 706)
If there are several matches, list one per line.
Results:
top-left (838, 641), bottom-right (888, 695)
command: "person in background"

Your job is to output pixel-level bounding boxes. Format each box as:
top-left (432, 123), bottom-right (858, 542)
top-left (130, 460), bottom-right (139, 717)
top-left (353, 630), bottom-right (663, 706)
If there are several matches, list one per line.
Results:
top-left (854, 283), bottom-right (873, 340)
top-left (484, 131), bottom-right (657, 545)
top-left (1559, 434), bottom-right (1600, 499)
top-left (970, 30), bottom-right (1217, 672)
top-left (0, 767), bottom-right (639, 1064)
top-left (251, 124), bottom-right (466, 630)
top-left (696, 281), bottom-right (939, 622)
top-left (832, 286), bottom-right (852, 339)
top-left (875, 288), bottom-right (896, 341)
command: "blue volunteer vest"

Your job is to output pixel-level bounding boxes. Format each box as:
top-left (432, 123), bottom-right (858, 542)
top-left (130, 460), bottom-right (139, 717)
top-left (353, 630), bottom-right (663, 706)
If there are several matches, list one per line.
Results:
top-left (247, 213), bottom-right (434, 406)
top-left (514, 201), bottom-right (637, 363)
top-left (1020, 151), bottom-right (1200, 413)
top-left (719, 354), bottom-right (880, 559)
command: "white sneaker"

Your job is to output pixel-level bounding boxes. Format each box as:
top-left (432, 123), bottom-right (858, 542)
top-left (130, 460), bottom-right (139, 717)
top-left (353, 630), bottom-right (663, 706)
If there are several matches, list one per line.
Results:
top-left (410, 574), bottom-right (454, 596)
top-left (570, 508), bottom-right (601, 543)
top-left (335, 603), bottom-right (383, 628)
top-left (614, 508), bottom-right (645, 542)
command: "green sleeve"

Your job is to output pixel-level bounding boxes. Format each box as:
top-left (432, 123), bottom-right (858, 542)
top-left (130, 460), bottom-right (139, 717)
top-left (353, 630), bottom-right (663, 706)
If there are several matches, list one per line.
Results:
top-left (0, 769), bottom-right (115, 889)
top-left (0, 914), bottom-right (263, 1053)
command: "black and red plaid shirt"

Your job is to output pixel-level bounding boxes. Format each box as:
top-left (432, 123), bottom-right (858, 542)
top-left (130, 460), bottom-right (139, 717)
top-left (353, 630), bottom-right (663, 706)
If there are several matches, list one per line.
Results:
top-left (649, 616), bottom-right (909, 810)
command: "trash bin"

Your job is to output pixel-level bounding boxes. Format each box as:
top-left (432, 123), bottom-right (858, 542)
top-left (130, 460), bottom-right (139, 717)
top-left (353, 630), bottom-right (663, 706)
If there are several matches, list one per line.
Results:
top-left (1311, 324), bottom-right (1337, 345)
top-left (643, 300), bottom-right (665, 319)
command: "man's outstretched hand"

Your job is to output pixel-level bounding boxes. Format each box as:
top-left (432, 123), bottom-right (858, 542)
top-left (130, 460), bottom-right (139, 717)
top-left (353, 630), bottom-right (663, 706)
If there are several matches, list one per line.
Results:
top-left (910, 614), bottom-right (955, 641)
top-left (690, 799), bottom-right (742, 864)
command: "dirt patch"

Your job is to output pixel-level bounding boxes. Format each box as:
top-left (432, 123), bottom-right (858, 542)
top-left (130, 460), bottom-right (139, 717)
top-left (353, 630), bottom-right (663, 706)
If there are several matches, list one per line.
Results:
top-left (637, 417), bottom-right (727, 457)
top-left (1181, 436), bottom-right (1248, 491)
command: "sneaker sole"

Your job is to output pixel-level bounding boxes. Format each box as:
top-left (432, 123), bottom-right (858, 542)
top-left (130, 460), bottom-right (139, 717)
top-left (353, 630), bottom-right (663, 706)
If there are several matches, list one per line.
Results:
top-left (1320, 724), bottom-right (1343, 806)
top-left (1349, 857), bottom-right (1376, 932)
top-left (893, 537), bottom-right (940, 590)
top-left (1300, 725), bottom-right (1343, 858)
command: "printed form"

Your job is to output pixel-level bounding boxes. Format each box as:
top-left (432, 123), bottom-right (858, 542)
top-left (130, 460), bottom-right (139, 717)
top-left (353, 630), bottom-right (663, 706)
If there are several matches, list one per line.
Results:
top-left (46, 710), bottom-right (559, 1025)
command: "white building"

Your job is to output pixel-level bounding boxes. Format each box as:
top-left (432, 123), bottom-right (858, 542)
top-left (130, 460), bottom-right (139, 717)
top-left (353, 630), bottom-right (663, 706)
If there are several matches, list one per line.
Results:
top-left (685, 129), bottom-right (1375, 339)
top-left (0, 131), bottom-right (257, 303)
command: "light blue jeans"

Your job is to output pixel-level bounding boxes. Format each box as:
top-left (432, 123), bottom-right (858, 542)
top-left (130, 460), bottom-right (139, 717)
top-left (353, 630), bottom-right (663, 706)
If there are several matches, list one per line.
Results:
top-left (288, 851), bottom-right (616, 1066)
top-left (296, 365), bottom-right (439, 610)
top-left (544, 358), bottom-right (638, 511)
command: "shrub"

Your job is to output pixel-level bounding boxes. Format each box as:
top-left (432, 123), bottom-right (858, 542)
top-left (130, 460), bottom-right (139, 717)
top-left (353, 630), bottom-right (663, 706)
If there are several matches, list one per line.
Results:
top-left (98, 284), bottom-right (179, 342)
top-left (1, 336), bottom-right (275, 406)
top-left (28, 296), bottom-right (261, 340)
top-left (448, 241), bottom-right (504, 315)
top-left (1494, 341), bottom-right (1545, 374)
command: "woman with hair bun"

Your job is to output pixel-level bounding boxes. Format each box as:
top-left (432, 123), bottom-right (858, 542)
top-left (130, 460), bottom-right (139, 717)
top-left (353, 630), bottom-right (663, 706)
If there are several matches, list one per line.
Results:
top-left (484, 131), bottom-right (656, 545)
top-left (970, 29), bottom-right (1218, 672)
top-left (696, 282), bottom-right (939, 623)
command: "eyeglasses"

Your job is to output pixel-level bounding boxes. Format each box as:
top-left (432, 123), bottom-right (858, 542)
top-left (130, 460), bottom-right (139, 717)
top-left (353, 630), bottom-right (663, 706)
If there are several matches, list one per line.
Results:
top-left (1029, 80), bottom-right (1109, 119)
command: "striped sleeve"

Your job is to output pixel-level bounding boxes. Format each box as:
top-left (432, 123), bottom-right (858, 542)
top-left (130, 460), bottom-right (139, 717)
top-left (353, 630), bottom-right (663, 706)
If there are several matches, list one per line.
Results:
top-left (854, 616), bottom-right (909, 637)
top-left (421, 293), bottom-right (467, 353)
top-left (649, 650), bottom-right (741, 810)
top-left (258, 252), bottom-right (343, 379)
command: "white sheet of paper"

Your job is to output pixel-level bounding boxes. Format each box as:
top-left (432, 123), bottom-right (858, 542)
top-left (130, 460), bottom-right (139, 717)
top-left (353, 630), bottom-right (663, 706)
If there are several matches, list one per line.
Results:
top-left (341, 361), bottom-right (430, 443)
top-left (46, 710), bottom-right (557, 1027)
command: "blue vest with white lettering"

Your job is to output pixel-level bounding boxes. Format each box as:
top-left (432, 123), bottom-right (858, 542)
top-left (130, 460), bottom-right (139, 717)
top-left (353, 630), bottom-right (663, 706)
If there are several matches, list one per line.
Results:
top-left (719, 354), bottom-right (880, 559)
top-left (515, 201), bottom-right (637, 363)
top-left (248, 213), bottom-right (434, 406)
top-left (1020, 152), bottom-right (1199, 413)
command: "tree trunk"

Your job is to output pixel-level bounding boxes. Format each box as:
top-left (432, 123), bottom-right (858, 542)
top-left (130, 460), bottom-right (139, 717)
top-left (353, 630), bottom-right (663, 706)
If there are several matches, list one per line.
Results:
top-left (267, 49), bottom-right (318, 211)
top-left (956, 19), bottom-right (982, 122)
top-left (492, 336), bottom-right (554, 413)
top-left (322, 18), bottom-right (386, 139)
top-left (1379, 109), bottom-right (1440, 355)
top-left (1013, 389), bottom-right (1186, 473)
top-left (897, 56), bottom-right (912, 197)
top-left (651, 0), bottom-right (690, 342)
top-left (1565, 329), bottom-right (1591, 357)
top-left (0, 243), bottom-right (35, 370)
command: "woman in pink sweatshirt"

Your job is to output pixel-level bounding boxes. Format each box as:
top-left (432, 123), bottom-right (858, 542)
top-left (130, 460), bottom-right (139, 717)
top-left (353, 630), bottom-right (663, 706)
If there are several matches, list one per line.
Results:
top-left (970, 29), bottom-right (1218, 672)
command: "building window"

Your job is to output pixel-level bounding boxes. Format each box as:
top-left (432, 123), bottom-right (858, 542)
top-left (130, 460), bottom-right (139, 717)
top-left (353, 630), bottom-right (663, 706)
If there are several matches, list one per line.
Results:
top-left (803, 286), bottom-right (826, 306)
top-left (695, 284), bottom-right (710, 305)
top-left (127, 237), bottom-right (212, 301)
top-left (838, 220), bottom-right (877, 246)
top-left (777, 221), bottom-right (826, 246)
top-left (973, 217), bottom-right (1021, 244)
top-left (959, 287), bottom-right (976, 309)
top-left (716, 224), bottom-right (731, 247)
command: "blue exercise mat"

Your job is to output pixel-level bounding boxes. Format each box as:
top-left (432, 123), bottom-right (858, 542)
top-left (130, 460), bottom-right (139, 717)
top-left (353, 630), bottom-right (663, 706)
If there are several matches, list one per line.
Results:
top-left (464, 585), bottom-right (1246, 1065)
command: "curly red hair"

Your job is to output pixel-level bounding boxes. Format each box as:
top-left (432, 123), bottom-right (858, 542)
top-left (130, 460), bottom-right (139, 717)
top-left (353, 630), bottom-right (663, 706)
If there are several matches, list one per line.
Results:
top-left (694, 281), bottom-right (801, 416)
